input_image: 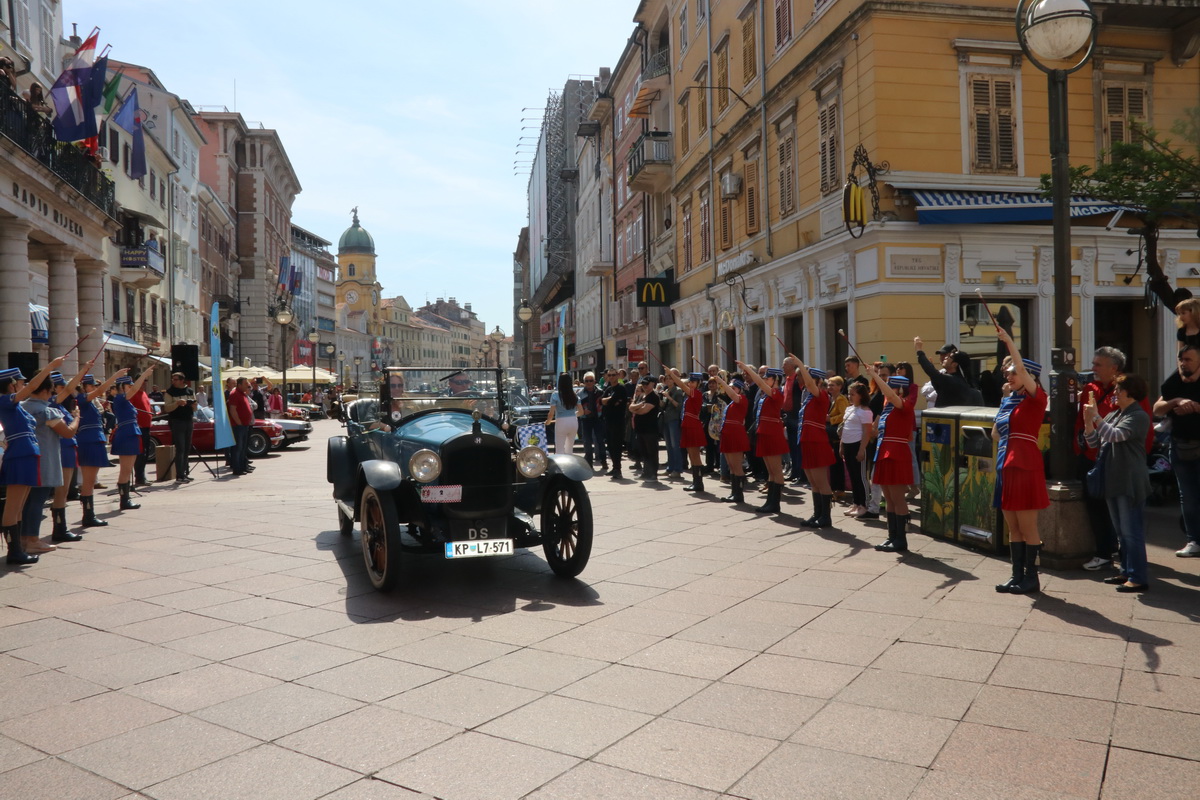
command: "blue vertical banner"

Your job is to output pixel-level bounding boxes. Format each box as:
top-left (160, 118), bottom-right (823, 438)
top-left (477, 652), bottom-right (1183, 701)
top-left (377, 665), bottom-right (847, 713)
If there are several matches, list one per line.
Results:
top-left (558, 305), bottom-right (568, 375)
top-left (209, 302), bottom-right (234, 450)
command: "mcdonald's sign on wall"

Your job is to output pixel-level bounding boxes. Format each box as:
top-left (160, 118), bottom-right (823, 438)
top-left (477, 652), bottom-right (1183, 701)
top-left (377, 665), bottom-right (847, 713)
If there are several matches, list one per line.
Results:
top-left (636, 277), bottom-right (675, 307)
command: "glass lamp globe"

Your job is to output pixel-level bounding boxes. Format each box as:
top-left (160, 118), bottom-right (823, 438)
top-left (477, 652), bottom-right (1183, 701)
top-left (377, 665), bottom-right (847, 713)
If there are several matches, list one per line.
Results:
top-left (1024, 0), bottom-right (1095, 61)
top-left (275, 308), bottom-right (294, 326)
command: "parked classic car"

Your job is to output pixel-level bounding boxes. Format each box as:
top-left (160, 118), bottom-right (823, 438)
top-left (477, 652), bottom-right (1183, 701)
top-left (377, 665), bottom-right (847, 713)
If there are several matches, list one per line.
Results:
top-left (327, 367), bottom-right (593, 591)
top-left (148, 406), bottom-right (285, 458)
top-left (272, 415), bottom-right (313, 448)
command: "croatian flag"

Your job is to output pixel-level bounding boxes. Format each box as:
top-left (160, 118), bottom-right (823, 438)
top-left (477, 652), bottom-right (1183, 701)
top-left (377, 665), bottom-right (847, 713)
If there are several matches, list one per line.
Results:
top-left (50, 30), bottom-right (100, 142)
top-left (276, 257), bottom-right (290, 297)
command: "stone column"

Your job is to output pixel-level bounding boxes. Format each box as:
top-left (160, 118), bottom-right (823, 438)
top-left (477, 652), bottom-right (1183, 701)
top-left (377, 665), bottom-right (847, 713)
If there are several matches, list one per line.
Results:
top-left (47, 247), bottom-right (80, 374)
top-left (75, 259), bottom-right (107, 375)
top-left (0, 218), bottom-right (33, 361)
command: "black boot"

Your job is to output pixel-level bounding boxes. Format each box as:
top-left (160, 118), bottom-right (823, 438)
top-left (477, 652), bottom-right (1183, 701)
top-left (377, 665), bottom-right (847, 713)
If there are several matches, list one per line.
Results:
top-left (5, 524), bottom-right (38, 565)
top-left (80, 495), bottom-right (108, 527)
top-left (119, 483), bottom-right (141, 510)
top-left (610, 457), bottom-right (622, 480)
top-left (876, 513), bottom-right (910, 552)
top-left (682, 467), bottom-right (705, 493)
top-left (800, 493), bottom-right (825, 527)
top-left (50, 508), bottom-right (82, 543)
top-left (996, 541), bottom-right (1026, 593)
top-left (818, 494), bottom-right (835, 527)
top-left (1009, 543), bottom-right (1041, 594)
top-left (721, 475), bottom-right (744, 504)
top-left (754, 483), bottom-right (781, 514)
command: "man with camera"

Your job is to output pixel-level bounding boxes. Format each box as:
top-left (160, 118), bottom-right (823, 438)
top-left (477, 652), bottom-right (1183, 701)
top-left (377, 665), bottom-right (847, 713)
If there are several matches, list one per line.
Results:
top-left (163, 372), bottom-right (196, 482)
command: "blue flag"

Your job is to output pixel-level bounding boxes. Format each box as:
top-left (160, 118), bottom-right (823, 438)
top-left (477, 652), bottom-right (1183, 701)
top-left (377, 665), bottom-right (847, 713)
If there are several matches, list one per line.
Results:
top-left (209, 302), bottom-right (234, 450)
top-left (112, 87), bottom-right (146, 180)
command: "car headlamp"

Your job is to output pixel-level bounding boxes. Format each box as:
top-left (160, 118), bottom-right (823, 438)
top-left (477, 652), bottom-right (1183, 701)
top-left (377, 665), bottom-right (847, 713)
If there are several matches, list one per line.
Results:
top-left (516, 446), bottom-right (548, 478)
top-left (408, 449), bottom-right (442, 483)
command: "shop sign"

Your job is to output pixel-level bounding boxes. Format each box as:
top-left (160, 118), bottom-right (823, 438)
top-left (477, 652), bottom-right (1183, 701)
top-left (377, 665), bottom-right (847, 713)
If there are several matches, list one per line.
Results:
top-left (888, 252), bottom-right (941, 277)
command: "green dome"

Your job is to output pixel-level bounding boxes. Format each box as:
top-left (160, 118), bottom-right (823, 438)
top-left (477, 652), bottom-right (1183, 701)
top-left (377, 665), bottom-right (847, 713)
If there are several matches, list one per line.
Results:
top-left (338, 209), bottom-right (375, 255)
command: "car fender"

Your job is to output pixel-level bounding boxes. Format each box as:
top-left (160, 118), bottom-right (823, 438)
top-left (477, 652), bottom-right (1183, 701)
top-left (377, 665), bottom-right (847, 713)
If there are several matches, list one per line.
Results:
top-left (360, 459), bottom-right (403, 492)
top-left (546, 453), bottom-right (592, 482)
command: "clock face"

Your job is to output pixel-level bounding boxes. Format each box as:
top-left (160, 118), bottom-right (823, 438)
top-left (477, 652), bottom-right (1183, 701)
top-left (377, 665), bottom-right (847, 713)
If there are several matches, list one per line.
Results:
top-left (345, 290), bottom-right (360, 304)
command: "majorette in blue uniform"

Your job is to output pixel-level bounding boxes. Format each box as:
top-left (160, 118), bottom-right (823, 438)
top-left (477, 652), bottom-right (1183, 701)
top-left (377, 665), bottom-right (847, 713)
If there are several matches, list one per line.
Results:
top-left (75, 375), bottom-right (110, 469)
top-left (0, 367), bottom-right (40, 487)
top-left (109, 377), bottom-right (142, 457)
top-left (49, 372), bottom-right (77, 471)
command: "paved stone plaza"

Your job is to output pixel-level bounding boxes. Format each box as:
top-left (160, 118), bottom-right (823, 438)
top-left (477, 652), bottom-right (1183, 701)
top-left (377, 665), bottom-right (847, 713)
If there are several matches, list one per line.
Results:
top-left (1, 418), bottom-right (1198, 799)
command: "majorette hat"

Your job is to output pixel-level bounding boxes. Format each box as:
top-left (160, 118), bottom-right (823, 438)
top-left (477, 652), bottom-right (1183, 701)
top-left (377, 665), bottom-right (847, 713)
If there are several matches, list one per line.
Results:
top-left (765, 367), bottom-right (785, 379)
top-left (81, 374), bottom-right (97, 385)
top-left (1022, 358), bottom-right (1043, 378)
top-left (115, 375), bottom-right (134, 386)
top-left (0, 367), bottom-right (26, 382)
top-left (688, 372), bottom-right (704, 382)
top-left (50, 371), bottom-right (66, 386)
top-left (808, 367), bottom-right (827, 380)
top-left (888, 376), bottom-right (911, 389)
top-left (731, 378), bottom-right (745, 390)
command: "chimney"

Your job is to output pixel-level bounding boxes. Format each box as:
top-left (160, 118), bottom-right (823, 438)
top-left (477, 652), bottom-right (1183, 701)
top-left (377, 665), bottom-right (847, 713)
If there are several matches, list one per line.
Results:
top-left (464, 303), bottom-right (472, 313)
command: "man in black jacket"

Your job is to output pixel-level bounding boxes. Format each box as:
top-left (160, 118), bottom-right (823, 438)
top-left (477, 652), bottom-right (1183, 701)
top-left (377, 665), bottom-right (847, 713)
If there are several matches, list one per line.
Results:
top-left (914, 338), bottom-right (980, 407)
top-left (599, 368), bottom-right (630, 479)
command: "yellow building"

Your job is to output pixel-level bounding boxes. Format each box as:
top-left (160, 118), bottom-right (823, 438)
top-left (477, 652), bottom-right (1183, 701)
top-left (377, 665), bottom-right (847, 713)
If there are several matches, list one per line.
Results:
top-left (629, 0), bottom-right (1198, 387)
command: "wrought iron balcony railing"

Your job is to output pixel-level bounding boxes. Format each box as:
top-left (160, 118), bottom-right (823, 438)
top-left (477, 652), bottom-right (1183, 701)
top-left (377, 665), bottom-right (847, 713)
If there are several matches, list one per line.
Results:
top-left (0, 88), bottom-right (117, 219)
top-left (642, 49), bottom-right (670, 82)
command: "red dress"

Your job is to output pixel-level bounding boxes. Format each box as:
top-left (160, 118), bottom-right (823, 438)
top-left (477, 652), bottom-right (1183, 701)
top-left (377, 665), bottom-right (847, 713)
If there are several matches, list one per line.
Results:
top-left (799, 388), bottom-right (836, 469)
top-left (755, 390), bottom-right (788, 457)
top-left (1001, 385), bottom-right (1049, 510)
top-left (681, 389), bottom-right (706, 449)
top-left (871, 399), bottom-right (915, 486)
top-left (719, 393), bottom-right (750, 453)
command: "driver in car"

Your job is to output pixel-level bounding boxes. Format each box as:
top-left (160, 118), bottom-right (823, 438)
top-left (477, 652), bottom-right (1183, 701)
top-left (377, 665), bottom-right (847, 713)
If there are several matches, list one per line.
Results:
top-left (445, 371), bottom-right (474, 396)
top-left (368, 374), bottom-right (413, 432)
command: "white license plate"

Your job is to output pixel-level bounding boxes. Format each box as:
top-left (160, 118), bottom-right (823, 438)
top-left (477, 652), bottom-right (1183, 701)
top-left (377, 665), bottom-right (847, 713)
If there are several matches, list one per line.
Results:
top-left (421, 485), bottom-right (462, 503)
top-left (445, 539), bottom-right (514, 559)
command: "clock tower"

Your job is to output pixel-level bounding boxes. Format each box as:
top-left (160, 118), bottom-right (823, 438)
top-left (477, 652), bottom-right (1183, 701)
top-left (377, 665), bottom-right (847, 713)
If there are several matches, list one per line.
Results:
top-left (336, 207), bottom-right (383, 334)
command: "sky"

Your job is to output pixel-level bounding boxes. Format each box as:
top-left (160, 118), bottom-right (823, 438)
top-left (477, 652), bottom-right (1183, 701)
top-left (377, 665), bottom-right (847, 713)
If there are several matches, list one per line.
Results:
top-left (65, 0), bottom-right (639, 337)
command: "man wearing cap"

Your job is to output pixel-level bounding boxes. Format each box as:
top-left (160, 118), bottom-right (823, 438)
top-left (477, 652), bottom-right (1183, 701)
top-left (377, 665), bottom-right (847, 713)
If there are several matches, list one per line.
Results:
top-left (915, 339), bottom-right (979, 407)
top-left (1, 356), bottom-right (66, 564)
top-left (628, 376), bottom-right (662, 483)
top-left (163, 372), bottom-right (196, 482)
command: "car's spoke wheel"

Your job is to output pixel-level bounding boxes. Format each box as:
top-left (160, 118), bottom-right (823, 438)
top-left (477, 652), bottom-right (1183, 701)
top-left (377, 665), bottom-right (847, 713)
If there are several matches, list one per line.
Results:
top-left (360, 486), bottom-right (401, 590)
top-left (540, 479), bottom-right (592, 578)
top-left (247, 430), bottom-right (270, 458)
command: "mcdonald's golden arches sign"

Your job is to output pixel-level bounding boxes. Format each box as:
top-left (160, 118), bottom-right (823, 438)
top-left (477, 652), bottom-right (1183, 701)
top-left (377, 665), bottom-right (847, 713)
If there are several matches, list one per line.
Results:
top-left (636, 277), bottom-right (674, 307)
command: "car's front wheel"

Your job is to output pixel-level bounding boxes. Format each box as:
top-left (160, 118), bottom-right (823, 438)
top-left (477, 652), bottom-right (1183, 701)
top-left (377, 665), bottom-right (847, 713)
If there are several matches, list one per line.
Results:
top-left (541, 479), bottom-right (593, 578)
top-left (360, 486), bottom-right (401, 590)
top-left (246, 430), bottom-right (270, 458)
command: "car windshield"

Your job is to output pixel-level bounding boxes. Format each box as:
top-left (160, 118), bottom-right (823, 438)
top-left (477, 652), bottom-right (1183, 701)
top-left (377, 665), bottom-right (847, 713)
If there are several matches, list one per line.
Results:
top-left (371, 368), bottom-right (504, 424)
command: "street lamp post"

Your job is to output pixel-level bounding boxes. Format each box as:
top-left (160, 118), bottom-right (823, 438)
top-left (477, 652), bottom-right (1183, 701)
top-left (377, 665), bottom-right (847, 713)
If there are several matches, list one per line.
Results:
top-left (338, 351), bottom-right (345, 387)
top-left (353, 355), bottom-right (362, 390)
top-left (517, 299), bottom-right (533, 382)
top-left (1016, 0), bottom-right (1096, 483)
top-left (490, 325), bottom-right (505, 370)
top-left (307, 330), bottom-right (320, 395)
top-left (273, 306), bottom-right (294, 411)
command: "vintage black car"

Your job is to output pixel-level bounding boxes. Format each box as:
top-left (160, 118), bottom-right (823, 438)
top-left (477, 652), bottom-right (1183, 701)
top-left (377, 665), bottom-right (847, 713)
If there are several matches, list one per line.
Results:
top-left (327, 367), bottom-right (593, 591)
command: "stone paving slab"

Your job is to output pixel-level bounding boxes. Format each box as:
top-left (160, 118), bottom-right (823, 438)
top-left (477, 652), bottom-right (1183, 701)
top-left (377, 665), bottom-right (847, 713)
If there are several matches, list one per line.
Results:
top-left (1, 418), bottom-right (1198, 799)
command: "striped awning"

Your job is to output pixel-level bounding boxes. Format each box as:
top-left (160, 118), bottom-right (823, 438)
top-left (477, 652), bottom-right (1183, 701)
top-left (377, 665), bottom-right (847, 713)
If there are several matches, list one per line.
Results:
top-left (29, 304), bottom-right (49, 344)
top-left (628, 85), bottom-right (659, 119)
top-left (102, 331), bottom-right (148, 355)
top-left (912, 190), bottom-right (1123, 224)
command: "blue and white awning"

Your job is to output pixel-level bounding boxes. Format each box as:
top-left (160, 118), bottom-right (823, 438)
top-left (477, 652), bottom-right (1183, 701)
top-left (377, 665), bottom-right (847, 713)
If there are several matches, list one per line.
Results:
top-left (912, 190), bottom-right (1123, 225)
top-left (30, 304), bottom-right (49, 344)
top-left (102, 331), bottom-right (148, 354)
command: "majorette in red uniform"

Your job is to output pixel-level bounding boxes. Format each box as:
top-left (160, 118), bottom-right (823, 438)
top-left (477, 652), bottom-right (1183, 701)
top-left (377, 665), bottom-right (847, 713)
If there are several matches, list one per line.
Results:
top-left (680, 374), bottom-right (707, 449)
top-left (719, 389), bottom-right (750, 454)
top-left (798, 367), bottom-right (836, 469)
top-left (872, 376), bottom-right (916, 487)
top-left (755, 369), bottom-right (789, 458)
top-left (998, 358), bottom-right (1049, 511)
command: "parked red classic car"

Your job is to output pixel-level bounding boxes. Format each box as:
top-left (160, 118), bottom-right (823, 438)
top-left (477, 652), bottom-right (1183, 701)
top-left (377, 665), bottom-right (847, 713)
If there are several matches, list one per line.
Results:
top-left (148, 406), bottom-right (284, 458)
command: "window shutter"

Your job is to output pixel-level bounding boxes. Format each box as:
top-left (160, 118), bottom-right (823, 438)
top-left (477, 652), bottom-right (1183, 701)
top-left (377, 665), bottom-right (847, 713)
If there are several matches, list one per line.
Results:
top-left (778, 135), bottom-right (794, 216)
top-left (716, 48), bottom-right (729, 112)
top-left (994, 78), bottom-right (1016, 170)
top-left (719, 199), bottom-right (732, 250)
top-left (39, 3), bottom-right (55, 74)
top-left (745, 161), bottom-right (761, 234)
top-left (683, 207), bottom-right (694, 271)
top-left (681, 99), bottom-right (690, 153)
top-left (819, 102), bottom-right (840, 195)
top-left (13, 0), bottom-right (31, 49)
top-left (700, 195), bottom-right (712, 262)
top-left (774, 0), bottom-right (792, 49)
top-left (742, 15), bottom-right (757, 84)
top-left (697, 71), bottom-right (708, 130)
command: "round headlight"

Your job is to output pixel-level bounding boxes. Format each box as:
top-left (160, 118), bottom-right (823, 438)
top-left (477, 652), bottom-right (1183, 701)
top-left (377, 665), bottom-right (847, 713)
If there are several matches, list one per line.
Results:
top-left (516, 446), bottom-right (548, 478)
top-left (408, 449), bottom-right (442, 483)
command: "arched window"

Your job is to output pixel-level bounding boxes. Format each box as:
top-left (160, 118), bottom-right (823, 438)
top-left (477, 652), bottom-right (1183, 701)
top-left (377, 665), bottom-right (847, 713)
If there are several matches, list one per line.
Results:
top-left (348, 264), bottom-right (356, 277)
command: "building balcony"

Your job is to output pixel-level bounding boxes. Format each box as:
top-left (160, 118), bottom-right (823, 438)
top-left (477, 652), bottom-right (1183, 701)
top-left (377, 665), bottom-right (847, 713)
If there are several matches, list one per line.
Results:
top-left (120, 245), bottom-right (166, 289)
top-left (128, 322), bottom-right (160, 349)
top-left (628, 131), bottom-right (673, 193)
top-left (583, 253), bottom-right (614, 277)
top-left (0, 90), bottom-right (117, 219)
top-left (640, 49), bottom-right (670, 93)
